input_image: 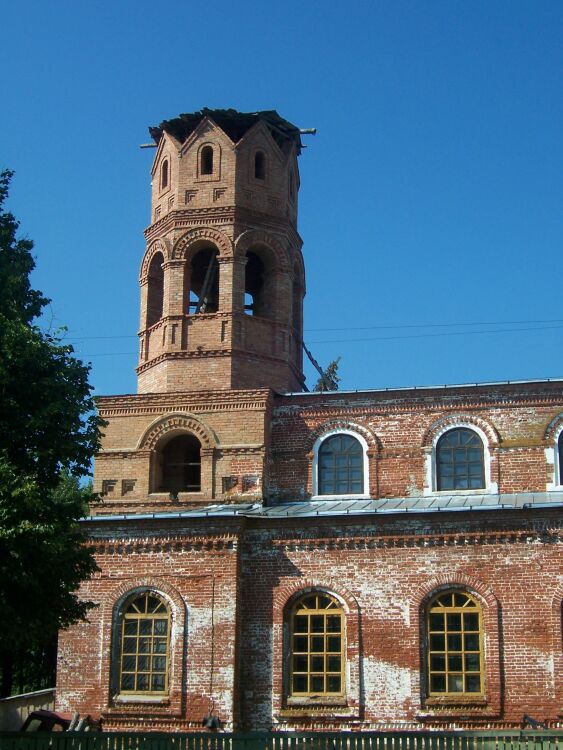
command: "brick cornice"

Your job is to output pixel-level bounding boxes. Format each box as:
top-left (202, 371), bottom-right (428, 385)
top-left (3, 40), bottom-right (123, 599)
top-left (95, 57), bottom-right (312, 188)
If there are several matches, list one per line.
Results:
top-left (96, 389), bottom-right (272, 417)
top-left (243, 527), bottom-right (561, 553)
top-left (273, 394), bottom-right (563, 419)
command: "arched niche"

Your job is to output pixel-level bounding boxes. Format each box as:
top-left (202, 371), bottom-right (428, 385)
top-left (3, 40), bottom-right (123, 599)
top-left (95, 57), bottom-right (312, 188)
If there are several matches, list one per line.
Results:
top-left (146, 251), bottom-right (164, 327)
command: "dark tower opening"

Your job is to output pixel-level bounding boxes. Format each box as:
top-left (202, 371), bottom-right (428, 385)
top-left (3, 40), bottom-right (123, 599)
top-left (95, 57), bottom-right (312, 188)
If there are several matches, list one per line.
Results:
top-left (161, 159), bottom-right (169, 189)
top-left (188, 247), bottom-right (219, 314)
top-left (201, 146), bottom-right (213, 175)
top-left (255, 151), bottom-right (266, 180)
top-left (159, 434), bottom-right (201, 494)
top-left (244, 252), bottom-right (265, 316)
top-left (146, 252), bottom-right (164, 327)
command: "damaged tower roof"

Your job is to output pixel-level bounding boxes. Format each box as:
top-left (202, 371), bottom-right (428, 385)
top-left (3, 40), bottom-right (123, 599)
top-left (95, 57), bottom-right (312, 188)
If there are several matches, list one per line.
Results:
top-left (149, 108), bottom-right (304, 153)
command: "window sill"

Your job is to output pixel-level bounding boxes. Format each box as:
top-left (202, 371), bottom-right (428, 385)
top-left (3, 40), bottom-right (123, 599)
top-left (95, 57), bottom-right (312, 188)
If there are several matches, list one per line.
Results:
top-left (424, 488), bottom-right (493, 497)
top-left (286, 695), bottom-right (348, 707)
top-left (425, 696), bottom-right (487, 706)
top-left (113, 695), bottom-right (170, 705)
top-left (311, 494), bottom-right (370, 501)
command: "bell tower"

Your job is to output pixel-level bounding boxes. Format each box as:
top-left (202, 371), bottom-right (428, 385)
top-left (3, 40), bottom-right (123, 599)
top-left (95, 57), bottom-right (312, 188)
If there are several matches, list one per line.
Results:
top-left (137, 109), bottom-right (306, 394)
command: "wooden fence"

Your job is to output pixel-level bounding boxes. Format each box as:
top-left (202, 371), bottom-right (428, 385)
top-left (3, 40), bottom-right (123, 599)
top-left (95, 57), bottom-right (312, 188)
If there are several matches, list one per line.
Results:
top-left (0, 731), bottom-right (561, 750)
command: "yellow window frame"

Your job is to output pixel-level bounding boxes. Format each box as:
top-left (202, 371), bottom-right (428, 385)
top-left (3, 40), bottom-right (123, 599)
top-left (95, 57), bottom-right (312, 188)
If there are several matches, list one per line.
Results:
top-left (289, 593), bottom-right (345, 697)
top-left (427, 591), bottom-right (484, 697)
top-left (119, 592), bottom-right (171, 696)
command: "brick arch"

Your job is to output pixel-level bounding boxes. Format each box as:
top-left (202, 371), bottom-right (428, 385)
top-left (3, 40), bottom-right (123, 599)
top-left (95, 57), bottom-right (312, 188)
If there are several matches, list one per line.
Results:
top-left (106, 577), bottom-right (186, 622)
top-left (544, 412), bottom-right (563, 441)
top-left (101, 578), bottom-right (187, 706)
top-left (234, 229), bottom-right (290, 272)
top-left (410, 574), bottom-right (498, 612)
top-left (273, 577), bottom-right (359, 620)
top-left (306, 419), bottom-right (380, 454)
top-left (412, 575), bottom-right (502, 710)
top-left (140, 239), bottom-right (169, 282)
top-left (172, 227), bottom-right (233, 261)
top-left (421, 413), bottom-right (500, 449)
top-left (137, 412), bottom-right (216, 451)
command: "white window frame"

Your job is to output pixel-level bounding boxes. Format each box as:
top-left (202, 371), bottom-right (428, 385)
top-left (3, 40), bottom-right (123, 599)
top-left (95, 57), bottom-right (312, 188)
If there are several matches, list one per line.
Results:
top-left (424, 423), bottom-right (496, 496)
top-left (312, 429), bottom-right (370, 500)
top-left (546, 422), bottom-right (563, 490)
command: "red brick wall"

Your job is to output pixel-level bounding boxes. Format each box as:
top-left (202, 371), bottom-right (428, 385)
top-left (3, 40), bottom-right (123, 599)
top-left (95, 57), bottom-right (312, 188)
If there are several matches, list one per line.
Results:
top-left (56, 510), bottom-right (562, 731)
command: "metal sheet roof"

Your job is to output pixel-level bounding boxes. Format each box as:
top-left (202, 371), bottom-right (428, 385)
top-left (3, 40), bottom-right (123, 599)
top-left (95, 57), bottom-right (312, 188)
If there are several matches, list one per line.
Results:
top-left (84, 491), bottom-right (563, 522)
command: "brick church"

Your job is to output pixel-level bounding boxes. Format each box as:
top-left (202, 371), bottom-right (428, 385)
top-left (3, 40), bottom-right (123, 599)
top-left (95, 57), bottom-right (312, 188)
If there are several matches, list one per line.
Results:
top-left (56, 109), bottom-right (563, 732)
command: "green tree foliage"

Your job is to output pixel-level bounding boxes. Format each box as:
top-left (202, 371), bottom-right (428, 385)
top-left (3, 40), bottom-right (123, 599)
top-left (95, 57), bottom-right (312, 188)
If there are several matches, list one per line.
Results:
top-left (0, 170), bottom-right (102, 696)
top-left (314, 357), bottom-right (341, 392)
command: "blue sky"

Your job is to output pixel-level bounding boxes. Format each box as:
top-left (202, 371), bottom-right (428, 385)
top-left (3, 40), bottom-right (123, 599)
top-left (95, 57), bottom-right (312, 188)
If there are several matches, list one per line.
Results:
top-left (2, 1), bottom-right (562, 395)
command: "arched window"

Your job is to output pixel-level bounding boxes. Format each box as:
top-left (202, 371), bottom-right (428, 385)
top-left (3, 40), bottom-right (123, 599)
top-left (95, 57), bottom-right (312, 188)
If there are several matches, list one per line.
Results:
top-left (201, 146), bottom-right (213, 176)
top-left (318, 434), bottom-right (364, 496)
top-left (427, 591), bottom-right (484, 696)
top-left (160, 159), bottom-right (169, 190)
top-left (289, 592), bottom-right (344, 697)
top-left (436, 428), bottom-right (485, 491)
top-left (159, 434), bottom-right (201, 493)
top-left (146, 252), bottom-right (164, 328)
top-left (119, 591), bottom-right (170, 695)
top-left (244, 251), bottom-right (265, 316)
top-left (254, 151), bottom-right (266, 180)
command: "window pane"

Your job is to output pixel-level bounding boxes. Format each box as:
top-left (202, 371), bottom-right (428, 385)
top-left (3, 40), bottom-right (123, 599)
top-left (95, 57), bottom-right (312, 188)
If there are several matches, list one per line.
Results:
top-left (121, 674), bottom-right (135, 690)
top-left (448, 655), bottom-right (462, 671)
top-left (293, 655), bottom-right (307, 672)
top-left (123, 637), bottom-right (136, 653)
top-left (122, 655), bottom-right (136, 671)
top-left (124, 621), bottom-right (137, 635)
top-left (465, 654), bottom-right (480, 671)
top-left (464, 613), bottom-right (479, 631)
top-left (293, 675), bottom-right (307, 692)
top-left (327, 636), bottom-right (341, 652)
top-left (136, 674), bottom-right (149, 691)
top-left (466, 675), bottom-right (481, 692)
top-left (327, 675), bottom-right (341, 692)
top-left (293, 636), bottom-right (307, 652)
top-left (327, 656), bottom-right (341, 672)
top-left (152, 656), bottom-right (166, 672)
top-left (151, 674), bottom-right (165, 692)
top-left (448, 674), bottom-right (464, 692)
top-left (447, 613), bottom-right (462, 631)
top-left (311, 656), bottom-right (324, 672)
top-left (294, 615), bottom-right (308, 633)
top-left (429, 613), bottom-right (444, 630)
top-left (430, 674), bottom-right (446, 692)
top-left (430, 654), bottom-right (445, 671)
top-left (311, 636), bottom-right (324, 652)
top-left (465, 634), bottom-right (480, 651)
top-left (311, 675), bottom-right (324, 692)
top-left (447, 634), bottom-right (462, 651)
top-left (327, 615), bottom-right (340, 632)
top-left (430, 634), bottom-right (445, 651)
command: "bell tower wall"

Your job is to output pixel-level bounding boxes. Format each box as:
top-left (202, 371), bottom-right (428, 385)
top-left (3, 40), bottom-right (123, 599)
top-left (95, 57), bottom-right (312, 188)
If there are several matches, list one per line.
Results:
top-left (137, 111), bottom-right (306, 395)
